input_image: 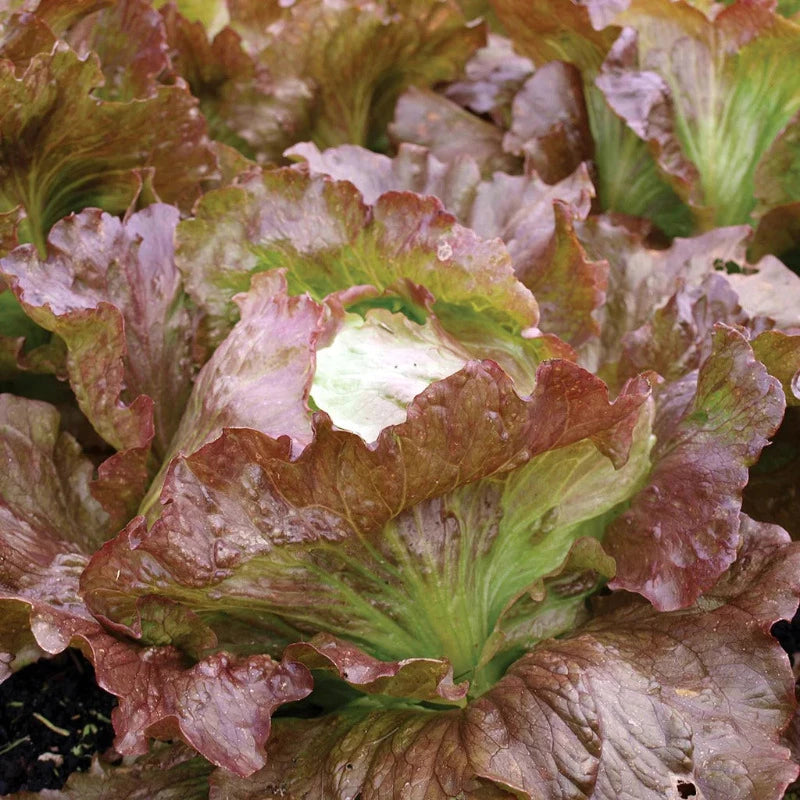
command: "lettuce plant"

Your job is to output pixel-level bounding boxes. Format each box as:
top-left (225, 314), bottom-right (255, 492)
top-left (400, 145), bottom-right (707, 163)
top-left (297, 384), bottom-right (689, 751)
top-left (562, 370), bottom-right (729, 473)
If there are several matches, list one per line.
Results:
top-left (1, 0), bottom-right (800, 798)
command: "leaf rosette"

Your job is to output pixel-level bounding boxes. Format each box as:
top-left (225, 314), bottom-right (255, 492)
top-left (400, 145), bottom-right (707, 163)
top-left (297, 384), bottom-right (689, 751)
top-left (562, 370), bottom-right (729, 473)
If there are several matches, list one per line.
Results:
top-left (0, 163), bottom-right (797, 795)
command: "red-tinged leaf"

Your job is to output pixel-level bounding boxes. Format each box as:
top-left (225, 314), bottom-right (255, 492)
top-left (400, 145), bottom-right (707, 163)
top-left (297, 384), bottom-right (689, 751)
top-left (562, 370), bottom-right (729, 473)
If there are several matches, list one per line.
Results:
top-left (232, 0), bottom-right (485, 152)
top-left (607, 326), bottom-right (785, 609)
top-left (0, 43), bottom-right (215, 250)
top-left (444, 32), bottom-right (534, 125)
top-left (503, 60), bottom-right (594, 184)
top-left (175, 167), bottom-right (552, 377)
top-left (0, 396), bottom-right (312, 777)
top-left (575, 216), bottom-right (754, 373)
top-left (514, 200), bottom-right (607, 348)
top-left (617, 273), bottom-right (748, 383)
top-left (595, 27), bottom-right (701, 208)
top-left (82, 359), bottom-right (648, 656)
top-left (102, 647), bottom-right (311, 776)
top-left (211, 521), bottom-right (800, 798)
top-left (1, 206), bottom-right (195, 458)
top-left (284, 634), bottom-right (468, 705)
top-left (65, 0), bottom-right (171, 101)
top-left (137, 269), bottom-right (326, 517)
top-left (390, 86), bottom-right (519, 176)
top-left (290, 144), bottom-right (598, 345)
top-left (287, 141), bottom-right (484, 220)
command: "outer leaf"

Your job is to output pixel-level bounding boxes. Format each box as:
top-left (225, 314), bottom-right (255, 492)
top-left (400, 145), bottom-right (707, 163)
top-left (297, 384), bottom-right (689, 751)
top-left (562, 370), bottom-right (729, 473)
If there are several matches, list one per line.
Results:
top-left (444, 32), bottom-right (534, 125)
top-left (390, 87), bottom-right (520, 176)
top-left (99, 647), bottom-right (311, 776)
top-left (599, 0), bottom-right (800, 228)
top-left (606, 326), bottom-right (785, 609)
top-left (1, 205), bottom-right (194, 458)
top-left (0, 394), bottom-right (108, 565)
top-left (502, 61), bottom-right (594, 184)
top-left (230, 0), bottom-right (486, 152)
top-left (65, 0), bottom-right (171, 101)
top-left (211, 518), bottom-right (800, 799)
top-left (138, 269), bottom-right (325, 517)
top-left (15, 743), bottom-right (214, 800)
top-left (0, 396), bottom-right (313, 777)
top-left (0, 42), bottom-right (215, 251)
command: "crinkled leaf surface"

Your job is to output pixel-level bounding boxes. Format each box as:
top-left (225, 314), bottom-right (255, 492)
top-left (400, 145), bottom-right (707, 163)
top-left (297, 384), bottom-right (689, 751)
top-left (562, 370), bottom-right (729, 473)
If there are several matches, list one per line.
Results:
top-left (175, 168), bottom-right (550, 379)
top-left (82, 359), bottom-right (649, 691)
top-left (616, 273), bottom-right (748, 384)
top-left (607, 326), bottom-right (785, 609)
top-left (0, 42), bottom-right (215, 251)
top-left (0, 394), bottom-right (314, 777)
top-left (1, 205), bottom-right (195, 458)
top-left (289, 145), bottom-right (601, 348)
top-left (138, 269), bottom-right (325, 517)
top-left (211, 518), bottom-right (800, 799)
top-left (575, 216), bottom-right (753, 374)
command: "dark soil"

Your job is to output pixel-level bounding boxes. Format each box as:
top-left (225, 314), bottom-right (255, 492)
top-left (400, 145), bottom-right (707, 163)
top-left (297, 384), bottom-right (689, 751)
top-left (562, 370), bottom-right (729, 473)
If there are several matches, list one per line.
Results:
top-left (0, 649), bottom-right (117, 795)
top-left (773, 608), bottom-right (800, 670)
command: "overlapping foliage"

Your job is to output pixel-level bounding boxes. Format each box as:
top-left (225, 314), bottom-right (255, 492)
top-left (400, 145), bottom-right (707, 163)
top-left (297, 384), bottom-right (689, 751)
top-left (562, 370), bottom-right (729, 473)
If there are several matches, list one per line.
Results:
top-left (1, 0), bottom-right (800, 797)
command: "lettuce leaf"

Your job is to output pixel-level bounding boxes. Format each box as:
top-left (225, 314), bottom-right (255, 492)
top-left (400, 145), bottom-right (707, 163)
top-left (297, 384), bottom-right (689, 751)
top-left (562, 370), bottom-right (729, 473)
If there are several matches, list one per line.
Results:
top-left (211, 516), bottom-right (800, 799)
top-left (0, 42), bottom-right (215, 251)
top-left (0, 395), bottom-right (313, 777)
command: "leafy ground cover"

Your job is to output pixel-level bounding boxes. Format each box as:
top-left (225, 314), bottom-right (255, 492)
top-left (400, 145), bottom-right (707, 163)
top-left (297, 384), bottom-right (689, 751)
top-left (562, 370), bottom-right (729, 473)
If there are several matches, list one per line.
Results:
top-left (1, 0), bottom-right (800, 797)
